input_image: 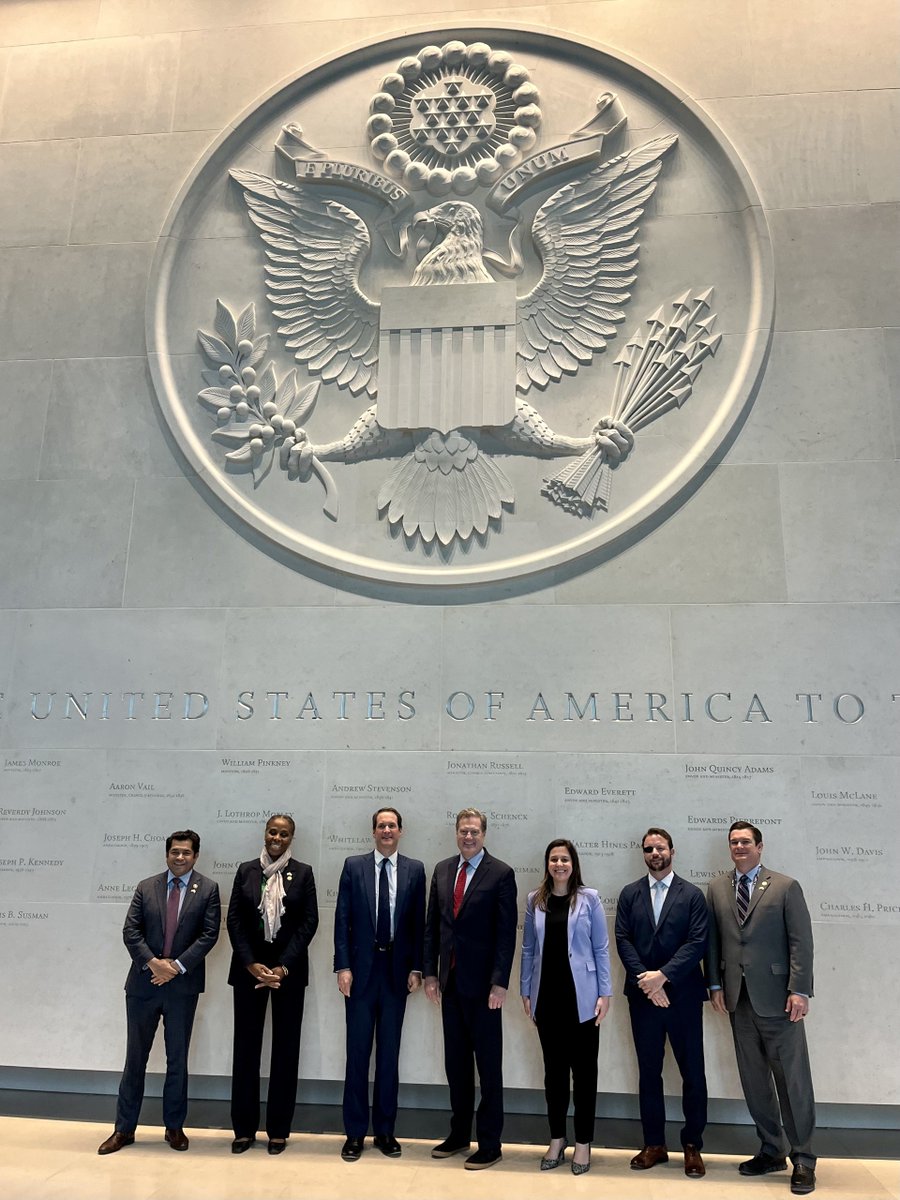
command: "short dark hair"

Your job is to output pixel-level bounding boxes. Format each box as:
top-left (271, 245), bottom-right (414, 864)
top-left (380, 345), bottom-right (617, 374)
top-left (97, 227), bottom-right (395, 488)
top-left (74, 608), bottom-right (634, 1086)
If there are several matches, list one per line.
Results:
top-left (456, 807), bottom-right (487, 833)
top-left (373, 807), bottom-right (403, 830)
top-left (267, 813), bottom-right (296, 836)
top-left (729, 820), bottom-right (762, 845)
top-left (642, 826), bottom-right (673, 850)
top-left (166, 829), bottom-right (200, 854)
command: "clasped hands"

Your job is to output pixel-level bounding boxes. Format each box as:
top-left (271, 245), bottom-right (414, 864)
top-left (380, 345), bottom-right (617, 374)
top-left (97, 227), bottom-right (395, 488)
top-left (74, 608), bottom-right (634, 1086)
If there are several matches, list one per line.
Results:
top-left (637, 969), bottom-right (670, 1008)
top-left (248, 962), bottom-right (287, 989)
top-left (148, 957), bottom-right (179, 986)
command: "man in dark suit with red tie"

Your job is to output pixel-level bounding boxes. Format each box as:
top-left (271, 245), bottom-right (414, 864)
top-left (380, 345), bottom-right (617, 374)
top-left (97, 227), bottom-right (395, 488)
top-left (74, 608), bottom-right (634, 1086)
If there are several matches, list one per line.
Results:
top-left (98, 829), bottom-right (220, 1155)
top-left (333, 807), bottom-right (425, 1162)
top-left (424, 807), bottom-right (517, 1171)
top-left (615, 826), bottom-right (709, 1178)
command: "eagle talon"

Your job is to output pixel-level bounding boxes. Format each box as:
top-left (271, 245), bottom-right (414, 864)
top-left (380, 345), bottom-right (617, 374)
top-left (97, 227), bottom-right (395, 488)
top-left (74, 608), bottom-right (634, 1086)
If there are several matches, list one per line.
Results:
top-left (593, 417), bottom-right (634, 466)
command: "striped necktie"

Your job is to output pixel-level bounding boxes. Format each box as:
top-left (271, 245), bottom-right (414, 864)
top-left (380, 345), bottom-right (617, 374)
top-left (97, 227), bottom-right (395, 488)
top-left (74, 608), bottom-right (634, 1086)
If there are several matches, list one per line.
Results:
top-left (736, 873), bottom-right (750, 924)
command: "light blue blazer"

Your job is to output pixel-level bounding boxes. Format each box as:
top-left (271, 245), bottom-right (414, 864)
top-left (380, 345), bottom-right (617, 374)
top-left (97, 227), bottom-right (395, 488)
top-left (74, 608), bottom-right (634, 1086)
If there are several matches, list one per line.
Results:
top-left (520, 886), bottom-right (612, 1023)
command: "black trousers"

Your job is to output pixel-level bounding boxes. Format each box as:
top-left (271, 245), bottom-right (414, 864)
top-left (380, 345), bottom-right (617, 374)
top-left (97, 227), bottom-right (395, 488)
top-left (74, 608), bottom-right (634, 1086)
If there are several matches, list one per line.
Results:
top-left (441, 973), bottom-right (504, 1155)
top-left (535, 1008), bottom-right (599, 1144)
top-left (230, 981), bottom-right (306, 1139)
top-left (628, 994), bottom-right (707, 1148)
top-left (116, 988), bottom-right (198, 1132)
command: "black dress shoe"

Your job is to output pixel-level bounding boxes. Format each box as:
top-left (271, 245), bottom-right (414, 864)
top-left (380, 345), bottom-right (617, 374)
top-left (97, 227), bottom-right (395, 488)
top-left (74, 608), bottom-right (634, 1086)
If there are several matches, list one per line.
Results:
top-left (165, 1128), bottom-right (189, 1151)
top-left (431, 1136), bottom-right (471, 1158)
top-left (791, 1163), bottom-right (816, 1194)
top-left (341, 1136), bottom-right (364, 1161)
top-left (97, 1130), bottom-right (135, 1155)
top-left (739, 1152), bottom-right (788, 1175)
top-left (464, 1148), bottom-right (502, 1170)
top-left (373, 1134), bottom-right (402, 1157)
top-left (231, 1136), bottom-right (255, 1153)
top-left (267, 1138), bottom-right (287, 1155)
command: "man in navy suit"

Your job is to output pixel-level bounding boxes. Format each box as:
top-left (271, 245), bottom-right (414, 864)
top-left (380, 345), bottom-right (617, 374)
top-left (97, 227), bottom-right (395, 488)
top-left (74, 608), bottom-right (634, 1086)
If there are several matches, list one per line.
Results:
top-left (424, 808), bottom-right (517, 1171)
top-left (334, 807), bottom-right (425, 1162)
top-left (98, 829), bottom-right (220, 1155)
top-left (615, 826), bottom-right (708, 1178)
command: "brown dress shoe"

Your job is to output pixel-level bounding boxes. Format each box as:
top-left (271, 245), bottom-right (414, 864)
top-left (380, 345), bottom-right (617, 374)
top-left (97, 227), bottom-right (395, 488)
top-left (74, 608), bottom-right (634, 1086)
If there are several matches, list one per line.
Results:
top-left (165, 1127), bottom-right (189, 1151)
top-left (631, 1144), bottom-right (669, 1170)
top-left (684, 1144), bottom-right (706, 1177)
top-left (98, 1130), bottom-right (135, 1155)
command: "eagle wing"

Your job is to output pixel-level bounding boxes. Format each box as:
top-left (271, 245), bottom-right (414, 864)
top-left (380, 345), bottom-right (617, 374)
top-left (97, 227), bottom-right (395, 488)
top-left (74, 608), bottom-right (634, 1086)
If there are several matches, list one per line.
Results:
top-left (516, 135), bottom-right (677, 392)
top-left (230, 169), bottom-right (379, 397)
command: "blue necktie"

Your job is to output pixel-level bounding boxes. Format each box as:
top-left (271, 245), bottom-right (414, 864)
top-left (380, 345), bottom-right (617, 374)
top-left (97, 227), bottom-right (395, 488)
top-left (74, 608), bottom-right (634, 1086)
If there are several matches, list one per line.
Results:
top-left (652, 879), bottom-right (666, 926)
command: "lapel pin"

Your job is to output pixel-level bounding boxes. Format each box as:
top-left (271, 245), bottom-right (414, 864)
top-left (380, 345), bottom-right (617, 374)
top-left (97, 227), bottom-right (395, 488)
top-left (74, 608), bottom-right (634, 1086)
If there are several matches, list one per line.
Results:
top-left (286, 872), bottom-right (293, 882)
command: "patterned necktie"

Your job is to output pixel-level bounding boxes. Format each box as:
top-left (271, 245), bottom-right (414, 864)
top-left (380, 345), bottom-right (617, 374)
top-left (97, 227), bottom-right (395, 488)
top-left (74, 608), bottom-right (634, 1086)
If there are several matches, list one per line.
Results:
top-left (736, 872), bottom-right (750, 924)
top-left (453, 863), bottom-right (467, 917)
top-left (376, 857), bottom-right (391, 948)
top-left (652, 879), bottom-right (666, 926)
top-left (162, 877), bottom-right (181, 958)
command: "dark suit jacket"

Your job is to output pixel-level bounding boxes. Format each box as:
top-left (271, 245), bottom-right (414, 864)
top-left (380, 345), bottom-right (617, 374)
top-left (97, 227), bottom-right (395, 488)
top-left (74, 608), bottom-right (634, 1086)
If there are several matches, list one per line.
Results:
top-left (333, 852), bottom-right (425, 994)
top-left (423, 850), bottom-right (517, 998)
top-left (226, 857), bottom-right (319, 989)
top-left (122, 869), bottom-right (220, 997)
top-left (615, 873), bottom-right (708, 1005)
top-left (706, 865), bottom-right (813, 1017)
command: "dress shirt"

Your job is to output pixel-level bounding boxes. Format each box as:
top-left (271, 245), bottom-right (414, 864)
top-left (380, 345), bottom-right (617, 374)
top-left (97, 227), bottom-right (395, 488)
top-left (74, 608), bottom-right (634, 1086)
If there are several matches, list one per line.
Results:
top-left (165, 868), bottom-right (192, 973)
top-left (648, 869), bottom-right (674, 895)
top-left (374, 850), bottom-right (398, 938)
top-left (735, 863), bottom-right (762, 896)
top-left (456, 848), bottom-right (485, 894)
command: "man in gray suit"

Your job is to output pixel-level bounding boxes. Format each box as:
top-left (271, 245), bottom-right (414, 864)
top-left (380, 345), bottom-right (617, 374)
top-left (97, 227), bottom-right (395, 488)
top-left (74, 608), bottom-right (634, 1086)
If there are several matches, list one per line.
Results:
top-left (98, 829), bottom-right (221, 1155)
top-left (706, 821), bottom-right (816, 1196)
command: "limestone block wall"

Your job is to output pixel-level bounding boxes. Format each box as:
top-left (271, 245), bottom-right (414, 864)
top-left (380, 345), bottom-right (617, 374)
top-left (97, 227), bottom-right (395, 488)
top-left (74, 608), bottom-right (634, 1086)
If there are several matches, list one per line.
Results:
top-left (0, 0), bottom-right (897, 1115)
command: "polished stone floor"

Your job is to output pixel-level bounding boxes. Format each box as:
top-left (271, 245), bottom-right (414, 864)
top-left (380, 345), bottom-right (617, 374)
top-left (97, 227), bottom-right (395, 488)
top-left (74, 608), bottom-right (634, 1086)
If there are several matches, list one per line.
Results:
top-left (1, 1114), bottom-right (898, 1200)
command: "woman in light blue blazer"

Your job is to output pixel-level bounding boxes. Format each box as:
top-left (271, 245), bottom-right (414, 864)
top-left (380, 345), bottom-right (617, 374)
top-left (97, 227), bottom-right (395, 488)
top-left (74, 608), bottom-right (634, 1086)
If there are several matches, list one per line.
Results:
top-left (521, 839), bottom-right (612, 1175)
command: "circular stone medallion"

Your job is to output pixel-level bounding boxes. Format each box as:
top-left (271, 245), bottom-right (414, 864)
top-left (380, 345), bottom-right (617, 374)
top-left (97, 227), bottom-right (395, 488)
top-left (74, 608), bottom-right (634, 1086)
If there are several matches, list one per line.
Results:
top-left (147, 27), bottom-right (773, 589)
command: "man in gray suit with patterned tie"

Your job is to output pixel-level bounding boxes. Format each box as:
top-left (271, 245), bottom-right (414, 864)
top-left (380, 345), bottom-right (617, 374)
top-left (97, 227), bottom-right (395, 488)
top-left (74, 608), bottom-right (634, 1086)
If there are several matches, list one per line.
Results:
top-left (98, 829), bottom-right (220, 1155)
top-left (706, 820), bottom-right (816, 1196)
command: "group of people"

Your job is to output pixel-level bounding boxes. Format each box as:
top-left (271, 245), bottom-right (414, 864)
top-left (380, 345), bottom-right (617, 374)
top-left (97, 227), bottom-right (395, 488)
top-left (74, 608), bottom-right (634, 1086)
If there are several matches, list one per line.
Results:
top-left (96, 808), bottom-right (818, 1195)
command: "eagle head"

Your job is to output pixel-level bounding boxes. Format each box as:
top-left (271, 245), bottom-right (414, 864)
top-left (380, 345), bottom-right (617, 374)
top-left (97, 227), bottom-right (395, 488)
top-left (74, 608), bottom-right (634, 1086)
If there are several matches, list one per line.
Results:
top-left (410, 201), bottom-right (493, 286)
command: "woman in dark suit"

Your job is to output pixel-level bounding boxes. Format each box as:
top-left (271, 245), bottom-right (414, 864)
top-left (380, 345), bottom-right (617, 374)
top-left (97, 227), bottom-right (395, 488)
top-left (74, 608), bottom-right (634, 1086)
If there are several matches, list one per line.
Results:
top-left (520, 839), bottom-right (611, 1175)
top-left (227, 814), bottom-right (318, 1154)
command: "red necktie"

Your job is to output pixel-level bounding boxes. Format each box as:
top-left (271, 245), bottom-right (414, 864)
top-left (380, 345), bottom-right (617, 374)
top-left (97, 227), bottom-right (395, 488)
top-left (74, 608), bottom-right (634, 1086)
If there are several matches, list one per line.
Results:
top-left (163, 878), bottom-right (181, 958)
top-left (453, 863), bottom-right (467, 917)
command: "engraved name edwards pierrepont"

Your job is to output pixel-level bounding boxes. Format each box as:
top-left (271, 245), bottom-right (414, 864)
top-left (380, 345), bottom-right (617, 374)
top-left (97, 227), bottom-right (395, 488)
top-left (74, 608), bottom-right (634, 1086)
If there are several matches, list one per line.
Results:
top-left (195, 39), bottom-right (721, 550)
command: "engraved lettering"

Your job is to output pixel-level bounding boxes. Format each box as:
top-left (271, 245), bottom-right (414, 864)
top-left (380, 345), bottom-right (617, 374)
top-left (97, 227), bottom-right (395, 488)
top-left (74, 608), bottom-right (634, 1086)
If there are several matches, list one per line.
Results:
top-left (446, 691), bottom-right (475, 721)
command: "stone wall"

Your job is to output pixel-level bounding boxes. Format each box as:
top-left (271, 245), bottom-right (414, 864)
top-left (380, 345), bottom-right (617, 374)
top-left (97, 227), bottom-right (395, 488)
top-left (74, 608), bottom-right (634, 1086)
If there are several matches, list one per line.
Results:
top-left (0, 0), bottom-right (897, 1112)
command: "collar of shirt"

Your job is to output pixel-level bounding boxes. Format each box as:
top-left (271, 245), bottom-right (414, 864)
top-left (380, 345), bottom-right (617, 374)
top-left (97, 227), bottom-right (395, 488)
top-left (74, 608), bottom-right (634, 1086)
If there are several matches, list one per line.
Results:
top-left (735, 864), bottom-right (761, 886)
top-left (167, 868), bottom-right (193, 887)
top-left (457, 848), bottom-right (485, 873)
top-left (374, 850), bottom-right (398, 869)
top-left (647, 870), bottom-right (674, 889)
